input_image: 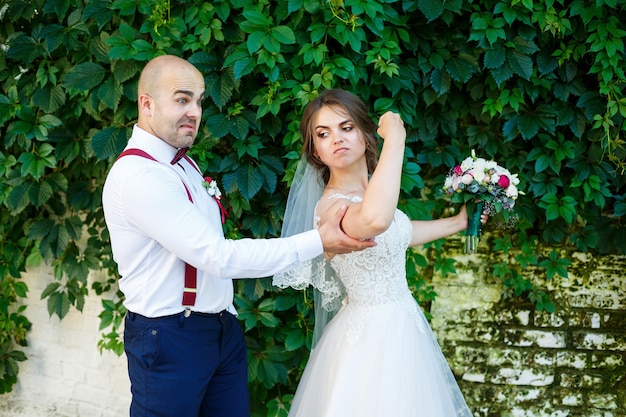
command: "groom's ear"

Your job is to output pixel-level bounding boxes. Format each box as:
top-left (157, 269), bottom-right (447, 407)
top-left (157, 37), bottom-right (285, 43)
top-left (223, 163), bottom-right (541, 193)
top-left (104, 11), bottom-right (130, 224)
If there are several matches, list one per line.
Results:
top-left (138, 94), bottom-right (153, 116)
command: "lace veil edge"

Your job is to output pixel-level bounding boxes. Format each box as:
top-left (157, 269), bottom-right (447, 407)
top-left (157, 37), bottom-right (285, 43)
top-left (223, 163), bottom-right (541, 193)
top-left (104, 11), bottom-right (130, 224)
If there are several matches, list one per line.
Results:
top-left (272, 158), bottom-right (344, 347)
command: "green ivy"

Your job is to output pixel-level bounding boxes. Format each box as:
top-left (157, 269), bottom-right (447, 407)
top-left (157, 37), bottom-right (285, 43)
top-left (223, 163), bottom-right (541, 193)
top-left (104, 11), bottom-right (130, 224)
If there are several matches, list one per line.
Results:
top-left (1, 0), bottom-right (625, 413)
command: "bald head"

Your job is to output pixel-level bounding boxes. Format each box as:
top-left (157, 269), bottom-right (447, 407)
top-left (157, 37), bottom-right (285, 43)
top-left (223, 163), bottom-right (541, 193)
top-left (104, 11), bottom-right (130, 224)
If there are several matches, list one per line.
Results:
top-left (138, 55), bottom-right (202, 98)
top-left (136, 55), bottom-right (205, 149)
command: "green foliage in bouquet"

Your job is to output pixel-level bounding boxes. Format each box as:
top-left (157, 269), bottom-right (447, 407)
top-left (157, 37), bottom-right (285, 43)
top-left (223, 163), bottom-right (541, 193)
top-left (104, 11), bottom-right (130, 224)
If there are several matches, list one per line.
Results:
top-left (1, 0), bottom-right (625, 412)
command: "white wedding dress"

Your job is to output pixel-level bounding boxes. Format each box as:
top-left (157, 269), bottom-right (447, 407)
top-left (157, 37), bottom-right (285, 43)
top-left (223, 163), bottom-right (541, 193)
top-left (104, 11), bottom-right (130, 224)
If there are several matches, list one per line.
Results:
top-left (281, 196), bottom-right (474, 417)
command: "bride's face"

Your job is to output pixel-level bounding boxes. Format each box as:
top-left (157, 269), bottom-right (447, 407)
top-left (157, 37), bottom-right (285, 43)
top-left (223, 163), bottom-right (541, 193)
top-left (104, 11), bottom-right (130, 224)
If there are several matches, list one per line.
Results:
top-left (312, 105), bottom-right (367, 170)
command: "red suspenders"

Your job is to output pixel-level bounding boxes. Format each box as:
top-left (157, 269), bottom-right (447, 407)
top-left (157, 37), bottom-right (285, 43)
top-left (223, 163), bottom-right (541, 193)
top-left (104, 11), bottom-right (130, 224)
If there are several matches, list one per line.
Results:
top-left (116, 148), bottom-right (198, 311)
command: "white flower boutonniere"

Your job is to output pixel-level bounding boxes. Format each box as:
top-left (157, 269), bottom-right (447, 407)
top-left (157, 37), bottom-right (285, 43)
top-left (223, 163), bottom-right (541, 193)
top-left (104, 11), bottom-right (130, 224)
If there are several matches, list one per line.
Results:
top-left (202, 176), bottom-right (228, 224)
top-left (203, 177), bottom-right (222, 199)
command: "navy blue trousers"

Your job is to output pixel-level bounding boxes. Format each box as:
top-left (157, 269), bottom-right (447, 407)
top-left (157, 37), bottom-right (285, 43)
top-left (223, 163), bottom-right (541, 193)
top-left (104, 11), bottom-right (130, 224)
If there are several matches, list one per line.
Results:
top-left (124, 310), bottom-right (249, 417)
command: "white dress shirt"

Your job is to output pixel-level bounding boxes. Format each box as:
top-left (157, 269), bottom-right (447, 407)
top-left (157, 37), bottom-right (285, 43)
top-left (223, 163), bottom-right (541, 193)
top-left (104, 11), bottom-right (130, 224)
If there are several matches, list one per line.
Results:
top-left (102, 125), bottom-right (323, 317)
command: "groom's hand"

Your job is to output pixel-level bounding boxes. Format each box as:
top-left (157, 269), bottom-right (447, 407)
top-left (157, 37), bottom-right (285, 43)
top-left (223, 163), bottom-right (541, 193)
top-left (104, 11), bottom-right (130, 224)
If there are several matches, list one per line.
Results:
top-left (318, 205), bottom-right (376, 255)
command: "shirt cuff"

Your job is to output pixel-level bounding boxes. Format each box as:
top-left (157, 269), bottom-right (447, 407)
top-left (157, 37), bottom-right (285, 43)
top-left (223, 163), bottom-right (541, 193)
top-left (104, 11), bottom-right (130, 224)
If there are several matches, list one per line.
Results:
top-left (290, 229), bottom-right (323, 262)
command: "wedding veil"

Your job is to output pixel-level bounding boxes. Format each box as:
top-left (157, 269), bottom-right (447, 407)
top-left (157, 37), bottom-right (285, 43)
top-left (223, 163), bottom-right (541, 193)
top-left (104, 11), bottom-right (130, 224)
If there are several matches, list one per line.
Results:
top-left (272, 158), bottom-right (344, 348)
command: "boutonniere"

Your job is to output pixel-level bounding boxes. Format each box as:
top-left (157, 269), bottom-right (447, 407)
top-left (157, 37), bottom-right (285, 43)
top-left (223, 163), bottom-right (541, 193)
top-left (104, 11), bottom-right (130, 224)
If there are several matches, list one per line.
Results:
top-left (202, 176), bottom-right (229, 224)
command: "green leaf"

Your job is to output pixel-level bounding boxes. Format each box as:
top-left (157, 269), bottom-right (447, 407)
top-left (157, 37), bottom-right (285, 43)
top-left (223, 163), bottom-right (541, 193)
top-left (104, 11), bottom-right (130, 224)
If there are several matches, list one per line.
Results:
top-left (62, 63), bottom-right (106, 91)
top-left (99, 311), bottom-right (114, 330)
top-left (32, 85), bottom-right (66, 113)
top-left (83, 1), bottom-right (114, 30)
top-left (430, 69), bottom-right (450, 95)
top-left (517, 114), bottom-right (540, 140)
top-left (97, 77), bottom-right (123, 110)
top-left (258, 163), bottom-right (277, 193)
top-left (418, 0), bottom-right (444, 22)
top-left (539, 250), bottom-right (571, 280)
top-left (18, 144), bottom-right (57, 179)
top-left (233, 57), bottom-right (256, 79)
top-left (27, 180), bottom-right (53, 207)
top-left (246, 31), bottom-right (265, 54)
top-left (241, 9), bottom-right (271, 29)
top-left (446, 53), bottom-right (477, 83)
top-left (6, 33), bottom-right (40, 64)
top-left (230, 117), bottom-right (251, 141)
top-left (47, 291), bottom-right (71, 318)
top-left (91, 127), bottom-right (129, 160)
top-left (39, 24), bottom-right (65, 53)
top-left (65, 216), bottom-right (84, 241)
top-left (271, 26), bottom-right (295, 45)
top-left (484, 47), bottom-right (506, 69)
top-left (235, 163), bottom-right (264, 200)
top-left (507, 49), bottom-right (533, 80)
top-left (558, 196), bottom-right (577, 224)
top-left (491, 64), bottom-right (514, 87)
top-left (208, 71), bottom-right (235, 109)
top-left (40, 282), bottom-right (61, 300)
top-left (205, 113), bottom-right (230, 138)
top-left (6, 181), bottom-right (30, 213)
top-left (111, 60), bottom-right (140, 83)
top-left (283, 328), bottom-right (306, 351)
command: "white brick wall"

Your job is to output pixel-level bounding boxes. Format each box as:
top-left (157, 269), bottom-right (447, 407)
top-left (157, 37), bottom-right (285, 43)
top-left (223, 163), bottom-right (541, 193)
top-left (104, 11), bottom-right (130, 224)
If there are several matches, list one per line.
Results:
top-left (0, 266), bottom-right (130, 417)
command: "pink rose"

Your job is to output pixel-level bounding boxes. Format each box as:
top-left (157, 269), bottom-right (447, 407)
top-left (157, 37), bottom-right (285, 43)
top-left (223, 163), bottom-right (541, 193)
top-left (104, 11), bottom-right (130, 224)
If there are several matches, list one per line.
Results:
top-left (498, 175), bottom-right (510, 188)
top-left (452, 176), bottom-right (461, 191)
top-left (453, 165), bottom-right (463, 175)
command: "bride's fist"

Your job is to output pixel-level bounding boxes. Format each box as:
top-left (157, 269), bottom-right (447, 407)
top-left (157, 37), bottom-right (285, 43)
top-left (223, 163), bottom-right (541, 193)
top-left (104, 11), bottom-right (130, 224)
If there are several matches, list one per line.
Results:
top-left (377, 111), bottom-right (406, 144)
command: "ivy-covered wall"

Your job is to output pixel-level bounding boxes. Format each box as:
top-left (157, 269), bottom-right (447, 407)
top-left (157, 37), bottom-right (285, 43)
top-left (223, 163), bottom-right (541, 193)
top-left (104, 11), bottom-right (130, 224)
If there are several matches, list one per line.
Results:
top-left (1, 1), bottom-right (625, 415)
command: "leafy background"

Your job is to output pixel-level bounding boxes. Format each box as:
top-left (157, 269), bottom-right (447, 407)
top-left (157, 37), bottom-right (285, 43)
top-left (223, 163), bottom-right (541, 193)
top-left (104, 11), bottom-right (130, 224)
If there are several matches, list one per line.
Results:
top-left (1, 0), bottom-right (625, 414)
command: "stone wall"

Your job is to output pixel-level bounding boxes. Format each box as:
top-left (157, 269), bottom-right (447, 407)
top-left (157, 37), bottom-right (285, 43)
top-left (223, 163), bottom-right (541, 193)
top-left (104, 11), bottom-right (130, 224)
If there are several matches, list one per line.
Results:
top-left (431, 251), bottom-right (626, 417)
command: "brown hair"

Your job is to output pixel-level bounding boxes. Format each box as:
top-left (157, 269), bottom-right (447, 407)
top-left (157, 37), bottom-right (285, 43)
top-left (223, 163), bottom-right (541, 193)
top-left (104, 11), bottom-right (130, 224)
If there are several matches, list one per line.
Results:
top-left (300, 89), bottom-right (379, 184)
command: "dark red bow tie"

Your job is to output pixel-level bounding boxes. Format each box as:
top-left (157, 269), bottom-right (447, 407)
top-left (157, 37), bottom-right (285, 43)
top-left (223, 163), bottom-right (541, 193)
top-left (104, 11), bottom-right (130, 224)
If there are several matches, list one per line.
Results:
top-left (171, 147), bottom-right (189, 165)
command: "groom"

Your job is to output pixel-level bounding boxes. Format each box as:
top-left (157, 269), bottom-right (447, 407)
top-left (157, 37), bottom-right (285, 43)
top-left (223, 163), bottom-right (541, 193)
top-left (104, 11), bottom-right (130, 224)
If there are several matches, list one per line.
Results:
top-left (102, 55), bottom-right (373, 417)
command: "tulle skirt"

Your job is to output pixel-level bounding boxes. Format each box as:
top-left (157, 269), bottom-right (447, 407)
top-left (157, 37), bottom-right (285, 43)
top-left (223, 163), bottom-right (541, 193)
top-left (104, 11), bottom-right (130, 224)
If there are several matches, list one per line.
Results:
top-left (287, 299), bottom-right (474, 417)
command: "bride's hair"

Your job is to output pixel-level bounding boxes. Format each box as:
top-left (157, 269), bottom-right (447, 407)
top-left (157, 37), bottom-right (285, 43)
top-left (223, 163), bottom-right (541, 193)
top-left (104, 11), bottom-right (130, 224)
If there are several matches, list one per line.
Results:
top-left (300, 89), bottom-right (379, 185)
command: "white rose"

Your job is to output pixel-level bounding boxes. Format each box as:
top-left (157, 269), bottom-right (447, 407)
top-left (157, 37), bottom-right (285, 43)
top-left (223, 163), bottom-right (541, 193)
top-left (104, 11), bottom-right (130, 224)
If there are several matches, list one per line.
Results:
top-left (460, 156), bottom-right (474, 172)
top-left (472, 159), bottom-right (487, 183)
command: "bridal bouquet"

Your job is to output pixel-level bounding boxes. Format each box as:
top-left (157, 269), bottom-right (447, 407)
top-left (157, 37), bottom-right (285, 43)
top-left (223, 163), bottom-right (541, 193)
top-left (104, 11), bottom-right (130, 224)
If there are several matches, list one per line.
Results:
top-left (443, 150), bottom-right (521, 253)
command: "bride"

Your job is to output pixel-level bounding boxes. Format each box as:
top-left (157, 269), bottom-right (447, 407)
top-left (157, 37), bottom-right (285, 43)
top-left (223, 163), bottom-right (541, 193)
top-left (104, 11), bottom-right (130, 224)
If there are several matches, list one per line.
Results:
top-left (274, 89), bottom-right (486, 417)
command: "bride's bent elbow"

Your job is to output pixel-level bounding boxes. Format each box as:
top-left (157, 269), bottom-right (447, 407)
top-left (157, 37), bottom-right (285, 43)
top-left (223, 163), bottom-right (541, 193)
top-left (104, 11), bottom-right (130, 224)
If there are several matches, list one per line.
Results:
top-left (345, 217), bottom-right (391, 240)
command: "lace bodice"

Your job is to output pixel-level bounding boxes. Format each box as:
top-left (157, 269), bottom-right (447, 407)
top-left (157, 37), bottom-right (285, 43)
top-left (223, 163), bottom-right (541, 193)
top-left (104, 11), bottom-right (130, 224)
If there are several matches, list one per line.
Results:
top-left (323, 194), bottom-right (420, 343)
top-left (327, 197), bottom-right (413, 307)
top-left (273, 193), bottom-right (420, 342)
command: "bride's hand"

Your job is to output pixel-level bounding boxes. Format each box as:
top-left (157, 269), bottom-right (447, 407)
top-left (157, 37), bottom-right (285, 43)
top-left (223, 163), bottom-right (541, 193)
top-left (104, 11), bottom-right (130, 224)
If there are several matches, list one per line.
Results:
top-left (459, 204), bottom-right (489, 225)
top-left (376, 111), bottom-right (406, 144)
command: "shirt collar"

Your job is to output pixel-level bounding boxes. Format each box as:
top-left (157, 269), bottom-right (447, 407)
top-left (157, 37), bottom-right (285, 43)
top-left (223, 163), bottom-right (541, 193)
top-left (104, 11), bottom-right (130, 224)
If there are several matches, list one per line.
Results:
top-left (127, 125), bottom-right (184, 164)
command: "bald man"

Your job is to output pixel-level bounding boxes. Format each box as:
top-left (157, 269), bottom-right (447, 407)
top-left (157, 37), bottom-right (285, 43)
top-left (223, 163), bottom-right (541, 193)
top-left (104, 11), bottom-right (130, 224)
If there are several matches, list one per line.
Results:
top-left (102, 55), bottom-right (373, 417)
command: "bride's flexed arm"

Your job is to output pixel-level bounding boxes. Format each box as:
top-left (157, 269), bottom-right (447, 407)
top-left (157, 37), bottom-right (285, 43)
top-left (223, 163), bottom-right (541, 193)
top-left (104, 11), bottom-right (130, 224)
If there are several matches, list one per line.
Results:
top-left (341, 111), bottom-right (406, 239)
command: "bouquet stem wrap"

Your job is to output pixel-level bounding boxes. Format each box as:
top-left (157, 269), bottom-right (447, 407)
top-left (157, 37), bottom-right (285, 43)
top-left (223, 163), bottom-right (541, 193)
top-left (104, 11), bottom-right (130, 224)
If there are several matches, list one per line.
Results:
top-left (465, 201), bottom-right (484, 253)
